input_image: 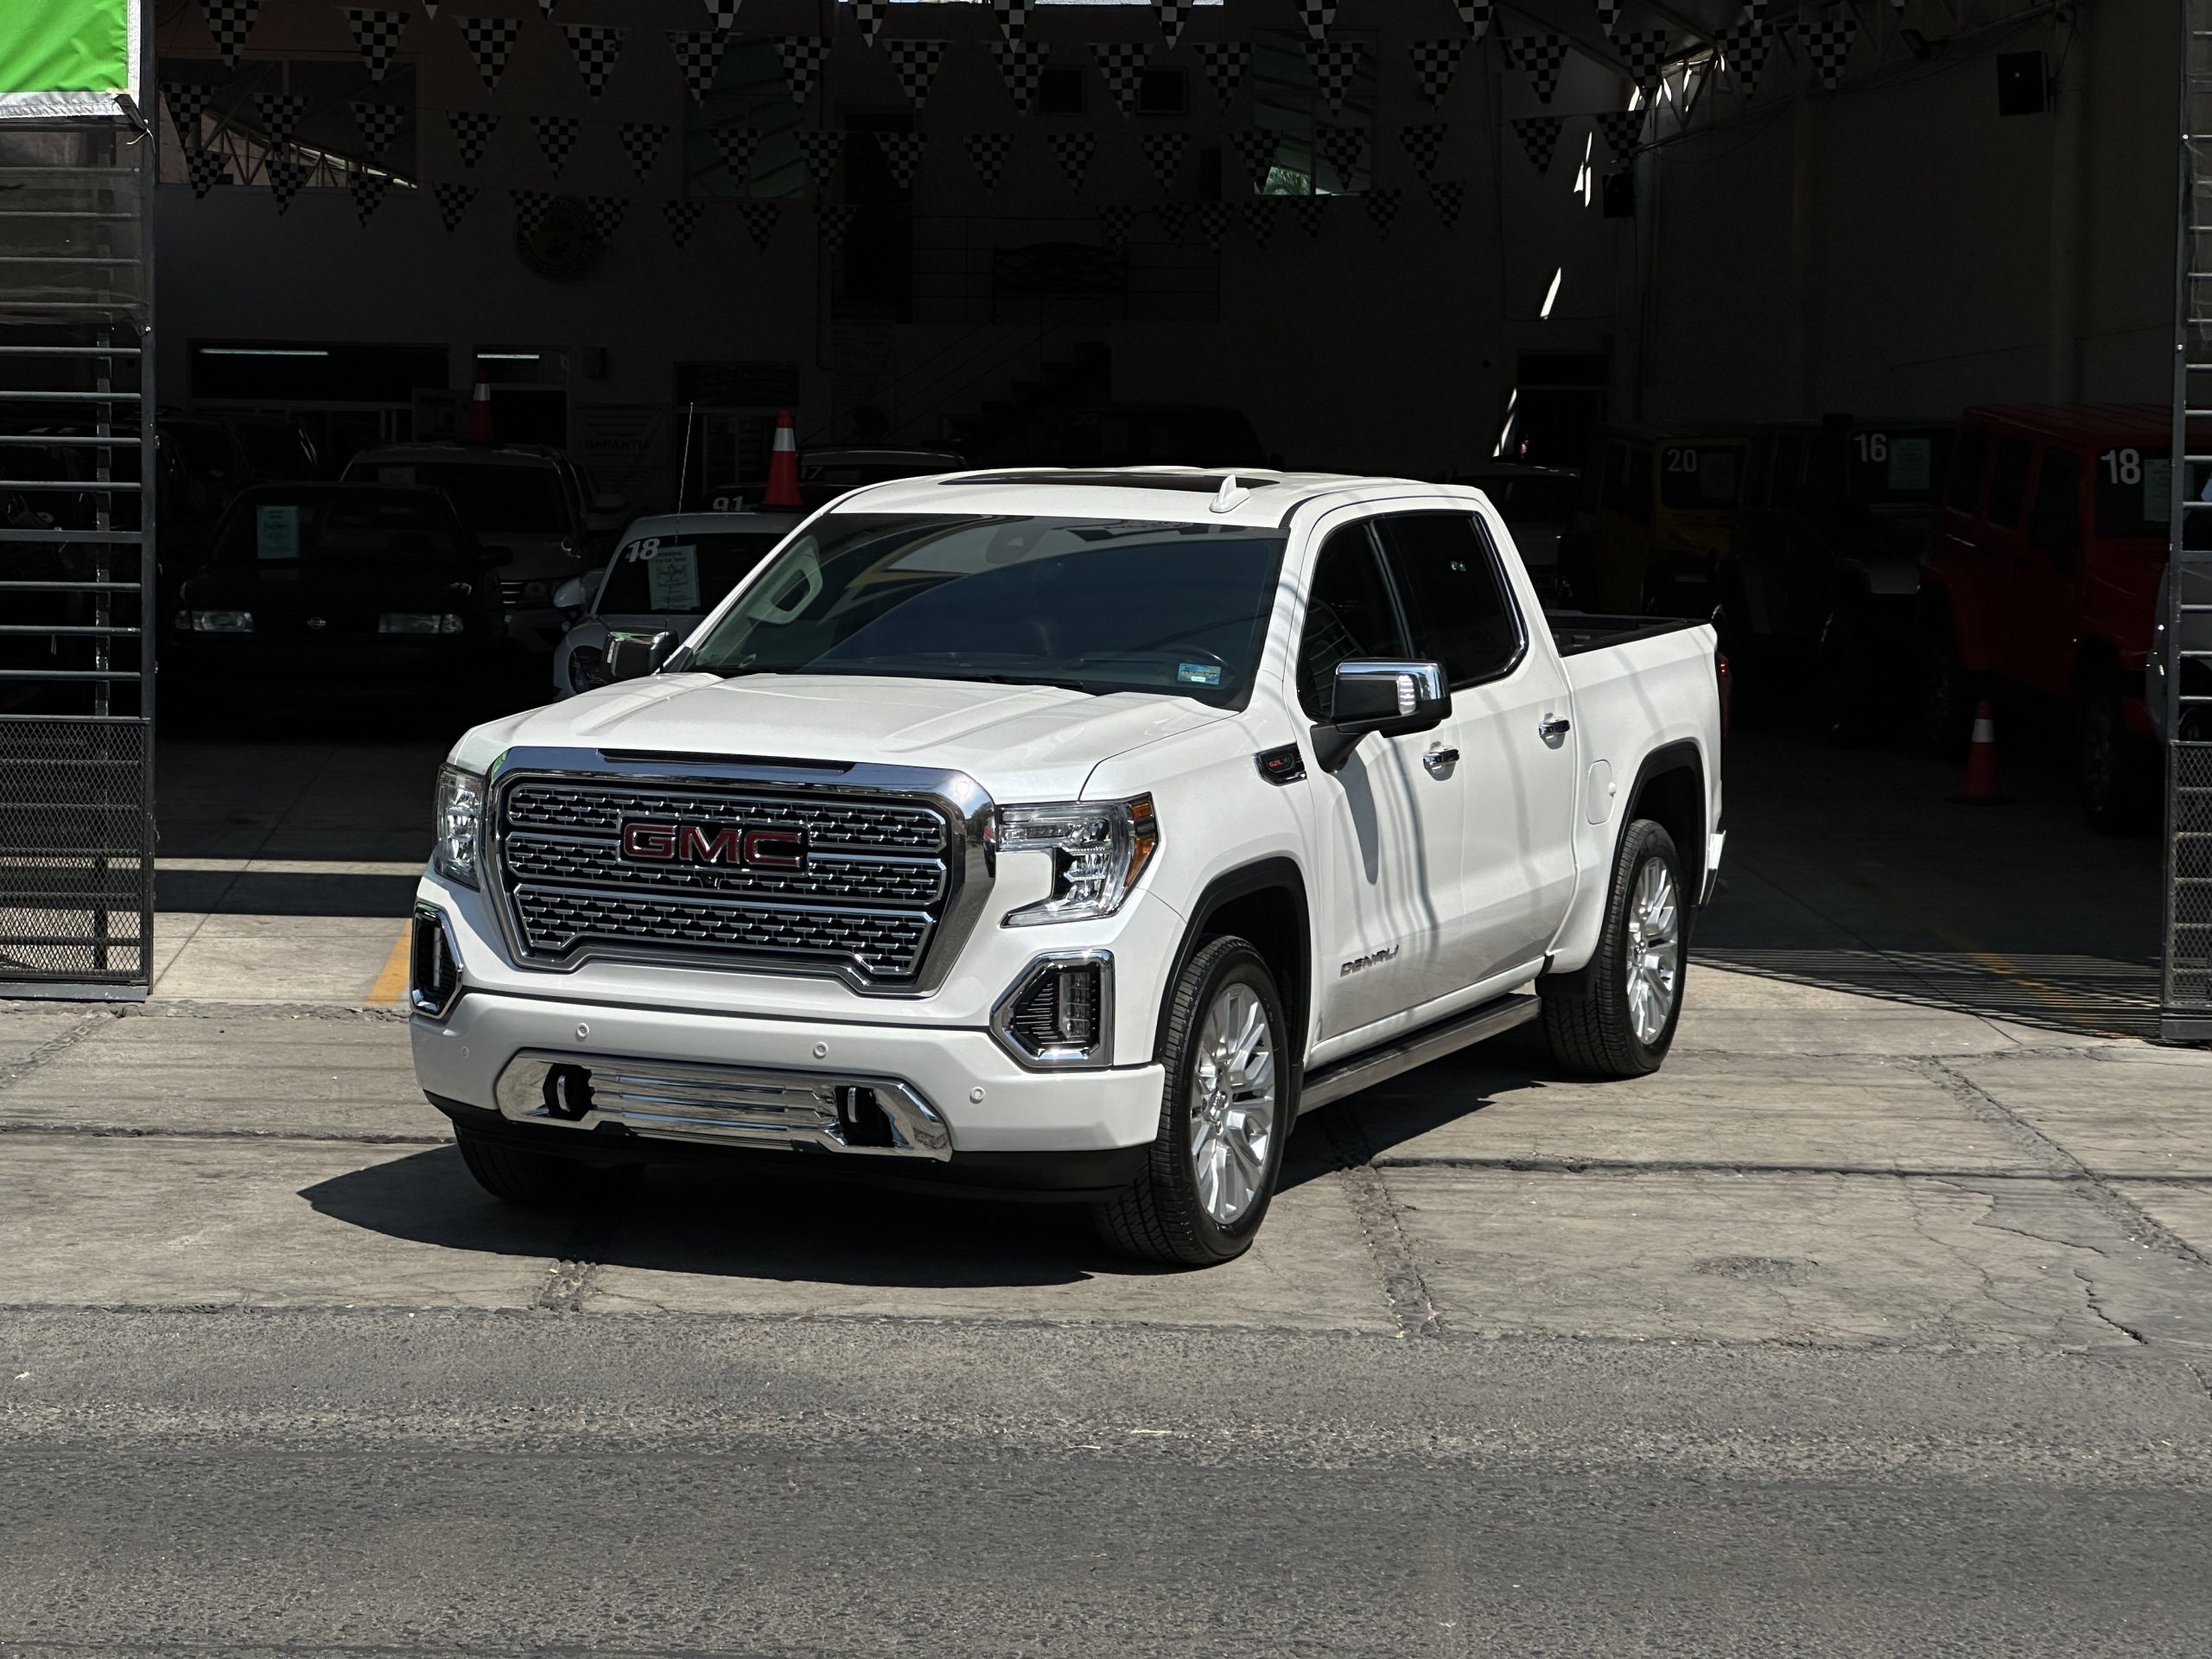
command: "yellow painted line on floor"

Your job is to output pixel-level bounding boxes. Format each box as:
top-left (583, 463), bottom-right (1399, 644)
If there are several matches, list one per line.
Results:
top-left (364, 923), bottom-right (412, 1008)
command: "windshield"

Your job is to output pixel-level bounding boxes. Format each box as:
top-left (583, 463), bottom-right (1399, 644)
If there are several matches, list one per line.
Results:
top-left (352, 460), bottom-right (569, 534)
top-left (2095, 445), bottom-right (2173, 540)
top-left (232, 423), bottom-right (315, 480)
top-left (213, 490), bottom-right (467, 567)
top-left (1480, 474), bottom-right (1578, 521)
top-left (597, 528), bottom-right (790, 614)
top-left (1844, 428), bottom-right (1953, 505)
top-left (1658, 444), bottom-right (1743, 511)
top-left (685, 512), bottom-right (1288, 705)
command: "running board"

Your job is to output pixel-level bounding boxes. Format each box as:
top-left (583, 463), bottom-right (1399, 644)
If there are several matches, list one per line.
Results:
top-left (1297, 994), bottom-right (1540, 1116)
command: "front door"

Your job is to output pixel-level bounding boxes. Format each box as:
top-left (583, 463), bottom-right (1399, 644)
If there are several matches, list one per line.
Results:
top-left (2017, 447), bottom-right (2085, 698)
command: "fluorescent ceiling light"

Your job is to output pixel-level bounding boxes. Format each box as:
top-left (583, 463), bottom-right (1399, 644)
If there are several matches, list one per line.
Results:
top-left (1540, 267), bottom-right (1563, 320)
top-left (200, 347), bottom-right (329, 358)
top-left (477, 352), bottom-right (541, 361)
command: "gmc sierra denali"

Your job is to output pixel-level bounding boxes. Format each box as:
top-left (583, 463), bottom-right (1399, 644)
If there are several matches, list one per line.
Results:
top-left (410, 468), bottom-right (1726, 1265)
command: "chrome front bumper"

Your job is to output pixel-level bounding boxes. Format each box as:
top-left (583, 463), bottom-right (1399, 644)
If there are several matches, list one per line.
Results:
top-left (492, 1051), bottom-right (953, 1160)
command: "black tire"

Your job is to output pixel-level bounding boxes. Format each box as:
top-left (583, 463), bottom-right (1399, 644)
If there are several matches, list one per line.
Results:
top-left (1540, 819), bottom-right (1688, 1080)
top-left (1919, 613), bottom-right (1973, 760)
top-left (1096, 937), bottom-right (1294, 1268)
top-left (454, 1123), bottom-right (637, 1208)
top-left (2076, 670), bottom-right (2157, 835)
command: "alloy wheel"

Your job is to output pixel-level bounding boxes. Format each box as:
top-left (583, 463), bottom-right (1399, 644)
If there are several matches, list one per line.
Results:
top-left (1623, 855), bottom-right (1681, 1046)
top-left (1187, 981), bottom-right (1278, 1228)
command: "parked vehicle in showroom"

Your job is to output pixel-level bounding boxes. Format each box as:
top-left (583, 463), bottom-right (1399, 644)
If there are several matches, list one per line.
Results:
top-left (550, 508), bottom-right (804, 697)
top-left (1726, 416), bottom-right (1955, 738)
top-left (409, 467), bottom-right (1726, 1265)
top-left (340, 442), bottom-right (602, 652)
top-left (798, 446), bottom-right (965, 509)
top-left (1568, 426), bottom-right (1748, 617)
top-left (982, 404), bottom-right (1273, 470)
top-left (1452, 462), bottom-right (1581, 606)
top-left (168, 483), bottom-right (505, 706)
top-left (1920, 404), bottom-right (2202, 829)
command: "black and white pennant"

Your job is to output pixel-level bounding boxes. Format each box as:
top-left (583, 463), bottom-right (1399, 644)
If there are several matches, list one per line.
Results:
top-left (1365, 188), bottom-right (1401, 239)
top-left (666, 30), bottom-right (731, 103)
top-left (1194, 41), bottom-right (1250, 105)
top-left (199, 0), bottom-right (262, 67)
top-left (1048, 130), bottom-right (1097, 191)
top-left (346, 167), bottom-right (391, 226)
top-left (1408, 38), bottom-right (1464, 104)
top-left (1594, 2), bottom-right (1622, 36)
top-left (1314, 124), bottom-right (1364, 192)
top-left (1427, 177), bottom-right (1465, 228)
top-left (433, 180), bottom-right (475, 232)
top-left (795, 128), bottom-right (843, 192)
top-left (991, 0), bottom-right (1029, 41)
top-left (1241, 196), bottom-right (1278, 245)
top-left (738, 199), bottom-right (779, 251)
top-left (874, 130), bottom-right (925, 189)
top-left (266, 151), bottom-right (310, 214)
top-left (819, 204), bottom-right (859, 255)
top-left (778, 36), bottom-right (830, 105)
top-left (255, 92), bottom-right (304, 147)
top-left (1305, 40), bottom-right (1363, 113)
top-left (1291, 194), bottom-right (1327, 238)
top-left (1613, 29), bottom-right (1674, 93)
top-left (1512, 115), bottom-right (1563, 171)
top-left (1399, 121), bottom-right (1448, 180)
top-left (162, 80), bottom-right (211, 148)
top-left (1138, 130), bottom-right (1185, 193)
top-left (882, 40), bottom-right (947, 108)
top-left (1231, 127), bottom-right (1278, 194)
top-left (1596, 109), bottom-right (1645, 160)
top-left (966, 131), bottom-right (1013, 190)
top-left (1796, 16), bottom-right (1856, 88)
top-left (1453, 1), bottom-right (1494, 38)
top-left (1098, 203), bottom-right (1135, 246)
top-left (1091, 44), bottom-right (1149, 117)
top-left (988, 40), bottom-right (1049, 113)
top-left (563, 25), bottom-right (625, 98)
top-left (342, 9), bottom-right (410, 80)
top-left (702, 0), bottom-right (741, 27)
top-left (447, 110), bottom-right (498, 168)
top-left (350, 101), bottom-right (407, 156)
top-left (455, 16), bottom-right (521, 92)
top-left (1155, 202), bottom-right (1191, 243)
top-left (664, 198), bottom-right (704, 248)
top-left (1507, 34), bottom-right (1570, 104)
top-left (712, 124), bottom-right (757, 186)
top-left (1153, 0), bottom-right (1190, 49)
top-left (1194, 200), bottom-right (1232, 251)
top-left (1298, 2), bottom-right (1336, 40)
top-left (186, 148), bottom-right (231, 197)
top-left (531, 117), bottom-right (580, 177)
top-left (585, 195), bottom-right (626, 243)
top-left (618, 121), bottom-right (668, 181)
top-left (1714, 20), bottom-right (1769, 94)
top-left (852, 0), bottom-right (886, 46)
top-left (511, 188), bottom-right (553, 237)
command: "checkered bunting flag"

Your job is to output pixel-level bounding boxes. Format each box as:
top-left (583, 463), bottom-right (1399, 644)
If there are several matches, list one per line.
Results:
top-left (1597, 109), bottom-right (1646, 160)
top-left (1714, 21), bottom-right (1769, 94)
top-left (712, 124), bottom-right (758, 187)
top-left (537, 0), bottom-right (557, 15)
top-left (266, 152), bottom-right (310, 214)
top-left (1408, 39), bottom-right (1465, 105)
top-left (186, 148), bottom-right (231, 197)
top-left (1364, 188), bottom-right (1401, 240)
top-left (874, 130), bottom-right (925, 189)
top-left (199, 0), bottom-right (262, 67)
top-left (1231, 127), bottom-right (1278, 194)
top-left (585, 196), bottom-right (627, 243)
top-left (1453, 0), bottom-right (1494, 37)
top-left (819, 204), bottom-right (859, 256)
top-left (1194, 201), bottom-right (1232, 251)
top-left (1298, 1), bottom-right (1336, 40)
top-left (664, 199), bottom-right (704, 249)
top-left (667, 32), bottom-right (731, 104)
top-left (1314, 124), bottom-right (1364, 193)
top-left (1399, 121), bottom-right (1447, 181)
top-left (448, 111), bottom-right (498, 168)
top-left (343, 9), bottom-right (410, 80)
top-left (1048, 130), bottom-right (1098, 191)
top-left (795, 129), bottom-right (843, 193)
top-left (563, 25), bottom-right (625, 98)
top-left (1427, 177), bottom-right (1465, 229)
top-left (433, 181), bottom-right (475, 231)
top-left (511, 188), bottom-right (554, 237)
top-left (852, 0), bottom-right (886, 46)
top-left (351, 101), bottom-right (407, 157)
top-left (1796, 16), bottom-right (1857, 89)
top-left (778, 36), bottom-right (831, 105)
top-left (1594, 2), bottom-right (1622, 35)
top-left (1097, 204), bottom-right (1135, 246)
top-left (1512, 115), bottom-right (1564, 172)
top-left (1153, 0), bottom-right (1190, 49)
top-left (991, 0), bottom-right (1030, 41)
top-left (1194, 41), bottom-right (1250, 105)
top-left (1614, 29), bottom-right (1674, 94)
top-left (162, 81), bottom-right (211, 149)
top-left (1241, 196), bottom-right (1278, 246)
top-left (964, 131), bottom-right (1012, 190)
top-left (988, 40), bottom-right (1049, 113)
top-left (1506, 34), bottom-right (1570, 104)
top-left (346, 168), bottom-right (391, 226)
top-left (702, 0), bottom-right (741, 27)
top-left (532, 117), bottom-right (581, 177)
top-left (1138, 131), bottom-right (1185, 194)
top-left (738, 200), bottom-right (779, 251)
top-left (1154, 202), bottom-right (1191, 244)
top-left (883, 40), bottom-right (948, 108)
top-left (1092, 44), bottom-right (1149, 117)
top-left (455, 16), bottom-right (522, 92)
top-left (619, 121), bottom-right (668, 181)
top-left (1305, 40), bottom-right (1363, 113)
top-left (421, 1), bottom-right (436, 15)
top-left (1286, 194), bottom-right (1324, 238)
top-left (255, 92), bottom-right (304, 147)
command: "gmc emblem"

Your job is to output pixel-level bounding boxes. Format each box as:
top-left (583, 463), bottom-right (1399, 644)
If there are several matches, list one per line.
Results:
top-left (620, 820), bottom-right (807, 870)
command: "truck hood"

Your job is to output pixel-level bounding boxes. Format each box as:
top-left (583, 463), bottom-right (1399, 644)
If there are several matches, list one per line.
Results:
top-left (454, 672), bottom-right (1232, 800)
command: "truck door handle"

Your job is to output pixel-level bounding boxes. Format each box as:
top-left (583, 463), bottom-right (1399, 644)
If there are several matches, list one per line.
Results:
top-left (1538, 715), bottom-right (1572, 743)
top-left (1422, 746), bottom-right (1460, 778)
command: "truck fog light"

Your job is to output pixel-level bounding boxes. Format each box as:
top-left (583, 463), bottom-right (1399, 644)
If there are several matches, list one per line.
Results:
top-left (992, 951), bottom-right (1114, 1068)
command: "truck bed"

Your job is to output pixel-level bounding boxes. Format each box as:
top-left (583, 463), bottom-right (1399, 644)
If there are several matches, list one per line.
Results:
top-left (1543, 611), bottom-right (1710, 658)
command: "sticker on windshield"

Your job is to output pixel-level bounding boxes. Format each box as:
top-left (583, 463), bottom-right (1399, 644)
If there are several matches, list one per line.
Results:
top-left (1887, 438), bottom-right (1932, 493)
top-left (1177, 663), bottom-right (1223, 686)
top-left (255, 505), bottom-right (300, 561)
top-left (2146, 458), bottom-right (2176, 524)
top-left (374, 466), bottom-right (416, 487)
top-left (644, 542), bottom-right (701, 611)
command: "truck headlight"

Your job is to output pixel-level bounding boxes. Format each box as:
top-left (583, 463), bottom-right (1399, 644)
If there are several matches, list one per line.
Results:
top-left (998, 795), bottom-right (1158, 926)
top-left (434, 765), bottom-right (486, 889)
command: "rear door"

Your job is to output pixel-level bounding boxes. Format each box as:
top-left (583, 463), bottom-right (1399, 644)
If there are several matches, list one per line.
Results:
top-left (1979, 433), bottom-right (2038, 682)
top-left (2018, 447), bottom-right (2085, 697)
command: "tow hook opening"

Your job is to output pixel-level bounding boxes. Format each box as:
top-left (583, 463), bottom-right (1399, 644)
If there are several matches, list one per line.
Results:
top-left (836, 1084), bottom-right (898, 1148)
top-left (542, 1064), bottom-right (595, 1122)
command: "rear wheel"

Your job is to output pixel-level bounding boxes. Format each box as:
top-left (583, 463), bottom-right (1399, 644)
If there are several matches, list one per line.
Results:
top-left (454, 1123), bottom-right (638, 1208)
top-left (2077, 668), bottom-right (2157, 834)
top-left (1540, 820), bottom-right (1687, 1079)
top-left (1919, 614), bottom-right (1973, 759)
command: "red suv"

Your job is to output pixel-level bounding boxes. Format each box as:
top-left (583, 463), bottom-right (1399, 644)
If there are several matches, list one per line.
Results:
top-left (1920, 404), bottom-right (2194, 829)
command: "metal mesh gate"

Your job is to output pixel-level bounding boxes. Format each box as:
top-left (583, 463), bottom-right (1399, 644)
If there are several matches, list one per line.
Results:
top-left (0, 115), bottom-right (156, 999)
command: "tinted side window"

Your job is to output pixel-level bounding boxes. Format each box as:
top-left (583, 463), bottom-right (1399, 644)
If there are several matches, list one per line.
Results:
top-left (2025, 450), bottom-right (2082, 569)
top-left (1297, 523), bottom-right (1408, 721)
top-left (1948, 426), bottom-right (1992, 512)
top-left (1986, 436), bottom-right (2035, 528)
top-left (1375, 513), bottom-right (1522, 688)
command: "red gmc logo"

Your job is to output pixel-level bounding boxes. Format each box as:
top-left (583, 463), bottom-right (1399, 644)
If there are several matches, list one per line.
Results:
top-left (620, 820), bottom-right (807, 870)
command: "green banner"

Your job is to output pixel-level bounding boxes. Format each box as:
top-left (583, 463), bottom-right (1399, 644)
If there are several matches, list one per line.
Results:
top-left (0, 0), bottom-right (130, 95)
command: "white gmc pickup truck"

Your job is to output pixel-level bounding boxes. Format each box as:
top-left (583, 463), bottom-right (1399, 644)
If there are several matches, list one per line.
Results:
top-left (410, 469), bottom-right (1726, 1265)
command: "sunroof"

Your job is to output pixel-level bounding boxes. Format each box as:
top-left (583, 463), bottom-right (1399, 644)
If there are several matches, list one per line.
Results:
top-left (945, 471), bottom-right (1280, 493)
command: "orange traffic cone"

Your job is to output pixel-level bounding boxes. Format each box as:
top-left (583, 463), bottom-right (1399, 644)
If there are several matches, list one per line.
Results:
top-left (466, 377), bottom-right (494, 442)
top-left (1954, 699), bottom-right (2010, 804)
top-left (763, 408), bottom-right (801, 509)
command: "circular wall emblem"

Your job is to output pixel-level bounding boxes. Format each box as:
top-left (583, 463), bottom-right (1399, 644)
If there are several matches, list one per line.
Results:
top-left (515, 195), bottom-right (601, 283)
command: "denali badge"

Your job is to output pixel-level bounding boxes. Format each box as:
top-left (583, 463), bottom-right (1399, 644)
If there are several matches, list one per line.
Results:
top-left (1338, 945), bottom-right (1399, 978)
top-left (620, 820), bottom-right (807, 870)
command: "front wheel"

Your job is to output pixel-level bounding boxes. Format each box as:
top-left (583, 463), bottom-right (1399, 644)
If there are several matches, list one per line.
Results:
top-left (1539, 819), bottom-right (1688, 1079)
top-left (2077, 672), bottom-right (2157, 835)
top-left (1096, 937), bottom-right (1293, 1267)
top-left (454, 1123), bottom-right (638, 1208)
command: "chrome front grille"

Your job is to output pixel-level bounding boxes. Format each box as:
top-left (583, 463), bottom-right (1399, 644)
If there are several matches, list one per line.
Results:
top-left (488, 761), bottom-right (988, 990)
top-left (498, 579), bottom-right (526, 609)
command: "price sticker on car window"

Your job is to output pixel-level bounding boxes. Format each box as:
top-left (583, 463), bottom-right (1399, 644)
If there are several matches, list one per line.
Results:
top-left (1887, 437), bottom-right (1932, 493)
top-left (644, 541), bottom-right (700, 611)
top-left (255, 504), bottom-right (300, 560)
top-left (2145, 457), bottom-right (2175, 523)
